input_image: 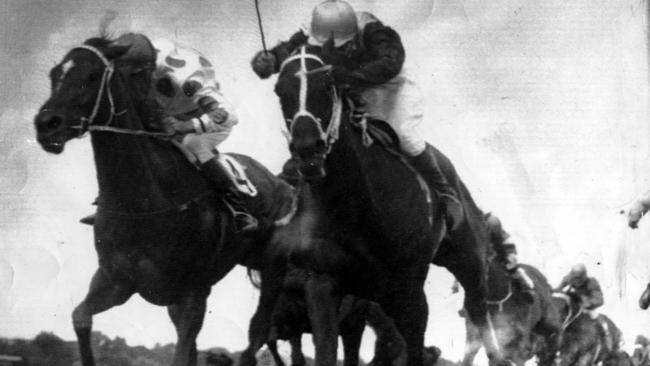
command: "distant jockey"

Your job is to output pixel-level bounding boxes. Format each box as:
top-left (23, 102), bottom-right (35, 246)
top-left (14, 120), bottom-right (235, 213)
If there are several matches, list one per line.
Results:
top-left (555, 264), bottom-right (612, 350)
top-left (250, 0), bottom-right (464, 230)
top-left (485, 213), bottom-right (536, 303)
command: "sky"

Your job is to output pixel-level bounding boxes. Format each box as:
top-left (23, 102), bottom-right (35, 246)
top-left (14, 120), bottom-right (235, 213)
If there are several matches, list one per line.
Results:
top-left (0, 0), bottom-right (649, 362)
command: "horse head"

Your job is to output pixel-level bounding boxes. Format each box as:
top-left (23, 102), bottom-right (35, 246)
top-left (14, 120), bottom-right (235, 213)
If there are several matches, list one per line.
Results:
top-left (275, 45), bottom-right (341, 182)
top-left (34, 33), bottom-right (157, 154)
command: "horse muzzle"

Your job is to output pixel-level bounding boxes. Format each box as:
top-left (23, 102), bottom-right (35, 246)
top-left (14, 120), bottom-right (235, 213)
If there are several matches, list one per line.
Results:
top-left (297, 156), bottom-right (327, 182)
top-left (34, 109), bottom-right (70, 154)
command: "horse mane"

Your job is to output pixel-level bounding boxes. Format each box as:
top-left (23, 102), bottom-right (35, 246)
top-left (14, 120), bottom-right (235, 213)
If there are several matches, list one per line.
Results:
top-left (79, 35), bottom-right (166, 131)
top-left (83, 36), bottom-right (114, 49)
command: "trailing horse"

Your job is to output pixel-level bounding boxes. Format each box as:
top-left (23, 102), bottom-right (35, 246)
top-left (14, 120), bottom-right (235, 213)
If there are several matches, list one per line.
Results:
top-left (33, 34), bottom-right (295, 366)
top-left (552, 292), bottom-right (623, 366)
top-left (242, 45), bottom-right (504, 366)
top-left (462, 262), bottom-right (561, 366)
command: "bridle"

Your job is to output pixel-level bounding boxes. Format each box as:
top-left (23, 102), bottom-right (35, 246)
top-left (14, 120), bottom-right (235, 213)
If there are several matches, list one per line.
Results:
top-left (67, 44), bottom-right (172, 138)
top-left (552, 292), bottom-right (583, 330)
top-left (485, 257), bottom-right (515, 313)
top-left (279, 46), bottom-right (342, 153)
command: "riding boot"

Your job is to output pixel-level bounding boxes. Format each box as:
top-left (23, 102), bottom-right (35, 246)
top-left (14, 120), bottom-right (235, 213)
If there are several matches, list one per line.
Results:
top-left (200, 158), bottom-right (259, 233)
top-left (640, 283), bottom-right (650, 310)
top-left (510, 266), bottom-right (536, 304)
top-left (409, 147), bottom-right (464, 231)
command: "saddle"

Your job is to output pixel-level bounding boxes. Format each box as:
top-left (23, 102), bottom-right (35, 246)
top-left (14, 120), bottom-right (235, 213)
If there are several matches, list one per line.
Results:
top-left (349, 110), bottom-right (401, 151)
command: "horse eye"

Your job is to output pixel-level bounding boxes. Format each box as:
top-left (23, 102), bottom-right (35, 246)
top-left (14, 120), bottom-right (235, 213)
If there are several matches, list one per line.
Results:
top-left (88, 71), bottom-right (102, 82)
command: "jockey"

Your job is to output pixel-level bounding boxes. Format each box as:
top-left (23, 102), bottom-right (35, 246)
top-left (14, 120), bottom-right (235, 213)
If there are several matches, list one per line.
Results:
top-left (81, 35), bottom-right (258, 232)
top-left (250, 0), bottom-right (464, 230)
top-left (485, 213), bottom-right (536, 303)
top-left (555, 264), bottom-right (612, 350)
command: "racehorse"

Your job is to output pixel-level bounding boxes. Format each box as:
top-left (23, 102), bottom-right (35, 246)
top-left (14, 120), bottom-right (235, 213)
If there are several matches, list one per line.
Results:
top-left (462, 261), bottom-right (561, 366)
top-left (243, 44), bottom-right (504, 366)
top-left (552, 292), bottom-right (623, 366)
top-left (33, 34), bottom-right (295, 366)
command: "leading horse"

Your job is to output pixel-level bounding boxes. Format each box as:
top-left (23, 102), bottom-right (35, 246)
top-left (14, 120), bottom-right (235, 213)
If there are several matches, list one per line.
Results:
top-left (33, 34), bottom-right (295, 366)
top-left (244, 45), bottom-right (504, 366)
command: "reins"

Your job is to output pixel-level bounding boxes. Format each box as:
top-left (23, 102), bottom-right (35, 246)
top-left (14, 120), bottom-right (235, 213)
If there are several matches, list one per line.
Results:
top-left (69, 44), bottom-right (173, 139)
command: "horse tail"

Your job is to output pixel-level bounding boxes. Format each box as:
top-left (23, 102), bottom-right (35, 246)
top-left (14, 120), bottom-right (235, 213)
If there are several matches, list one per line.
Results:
top-left (247, 268), bottom-right (262, 289)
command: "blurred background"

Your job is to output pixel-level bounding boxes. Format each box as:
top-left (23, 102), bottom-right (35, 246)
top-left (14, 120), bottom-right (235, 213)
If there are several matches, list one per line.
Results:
top-left (0, 0), bottom-right (648, 362)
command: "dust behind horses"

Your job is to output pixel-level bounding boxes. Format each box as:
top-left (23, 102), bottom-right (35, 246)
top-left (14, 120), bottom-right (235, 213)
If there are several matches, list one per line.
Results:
top-left (33, 34), bottom-right (294, 366)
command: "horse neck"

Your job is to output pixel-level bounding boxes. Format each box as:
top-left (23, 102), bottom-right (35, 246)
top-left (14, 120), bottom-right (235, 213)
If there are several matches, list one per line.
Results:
top-left (91, 75), bottom-right (205, 213)
top-left (319, 119), bottom-right (369, 210)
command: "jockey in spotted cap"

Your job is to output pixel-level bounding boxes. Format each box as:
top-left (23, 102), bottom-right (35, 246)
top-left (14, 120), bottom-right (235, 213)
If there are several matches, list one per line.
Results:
top-left (555, 264), bottom-right (613, 350)
top-left (251, 0), bottom-right (464, 230)
top-left (81, 35), bottom-right (258, 232)
top-left (485, 213), bottom-right (536, 303)
top-left (152, 38), bottom-right (259, 232)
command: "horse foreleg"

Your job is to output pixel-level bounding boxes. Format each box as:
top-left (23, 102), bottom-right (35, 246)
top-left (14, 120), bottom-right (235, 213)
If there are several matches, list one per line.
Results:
top-left (72, 268), bottom-right (134, 366)
top-left (382, 267), bottom-right (429, 366)
top-left (240, 264), bottom-right (285, 366)
top-left (167, 290), bottom-right (209, 366)
top-left (462, 317), bottom-right (483, 366)
top-left (446, 257), bottom-right (506, 366)
top-left (267, 340), bottom-right (286, 366)
top-left (360, 299), bottom-right (407, 366)
top-left (289, 336), bottom-right (307, 366)
top-left (305, 272), bottom-right (340, 366)
top-left (339, 297), bottom-right (367, 366)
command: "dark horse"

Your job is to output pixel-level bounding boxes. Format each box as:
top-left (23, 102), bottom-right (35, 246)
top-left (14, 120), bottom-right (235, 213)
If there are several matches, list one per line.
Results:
top-left (242, 181), bottom-right (407, 366)
top-left (552, 292), bottom-right (623, 366)
top-left (266, 289), bottom-right (407, 366)
top-left (33, 34), bottom-right (295, 366)
top-left (463, 261), bottom-right (561, 366)
top-left (242, 45), bottom-right (503, 366)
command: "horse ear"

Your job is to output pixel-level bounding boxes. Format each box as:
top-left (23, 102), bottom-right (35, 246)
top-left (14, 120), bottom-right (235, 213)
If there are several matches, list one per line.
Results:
top-left (104, 44), bottom-right (131, 60)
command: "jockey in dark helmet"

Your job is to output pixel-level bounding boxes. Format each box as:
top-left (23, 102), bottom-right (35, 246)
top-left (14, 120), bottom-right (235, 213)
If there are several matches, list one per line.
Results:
top-left (555, 264), bottom-right (612, 350)
top-left (80, 34), bottom-right (258, 232)
top-left (251, 0), bottom-right (464, 230)
top-left (485, 213), bottom-right (536, 303)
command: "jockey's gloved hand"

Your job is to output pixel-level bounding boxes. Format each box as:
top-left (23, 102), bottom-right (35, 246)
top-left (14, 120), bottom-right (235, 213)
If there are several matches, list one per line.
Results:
top-left (330, 66), bottom-right (359, 87)
top-left (251, 51), bottom-right (277, 79)
top-left (197, 96), bottom-right (229, 125)
top-left (162, 116), bottom-right (191, 136)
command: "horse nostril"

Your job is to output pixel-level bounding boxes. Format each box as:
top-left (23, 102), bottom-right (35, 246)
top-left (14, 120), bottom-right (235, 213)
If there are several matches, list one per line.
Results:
top-left (47, 115), bottom-right (63, 130)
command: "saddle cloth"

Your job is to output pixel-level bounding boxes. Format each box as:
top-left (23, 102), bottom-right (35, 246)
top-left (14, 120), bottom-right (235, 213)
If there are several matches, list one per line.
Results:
top-left (219, 154), bottom-right (258, 197)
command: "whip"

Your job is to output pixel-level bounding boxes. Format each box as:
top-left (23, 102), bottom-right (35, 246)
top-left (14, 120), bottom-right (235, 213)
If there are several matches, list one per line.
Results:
top-left (254, 0), bottom-right (268, 54)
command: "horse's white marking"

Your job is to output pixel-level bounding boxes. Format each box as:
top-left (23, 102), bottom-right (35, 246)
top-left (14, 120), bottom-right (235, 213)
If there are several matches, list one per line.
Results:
top-left (61, 60), bottom-right (75, 79)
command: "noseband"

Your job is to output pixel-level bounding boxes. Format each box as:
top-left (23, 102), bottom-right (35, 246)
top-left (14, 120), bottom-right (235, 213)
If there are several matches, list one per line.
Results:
top-left (279, 46), bottom-right (342, 152)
